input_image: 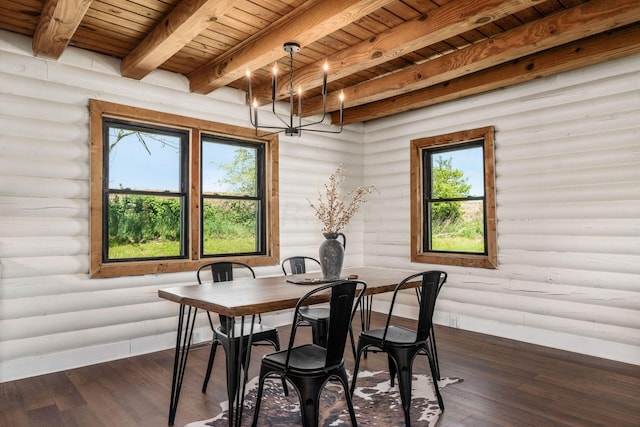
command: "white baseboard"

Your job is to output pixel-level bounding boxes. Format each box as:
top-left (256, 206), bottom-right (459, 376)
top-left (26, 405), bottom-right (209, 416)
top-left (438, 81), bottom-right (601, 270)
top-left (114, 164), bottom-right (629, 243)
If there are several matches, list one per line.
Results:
top-left (0, 331), bottom-right (176, 383)
top-left (373, 300), bottom-right (640, 366)
top-left (2, 305), bottom-right (636, 383)
top-left (0, 310), bottom-right (294, 383)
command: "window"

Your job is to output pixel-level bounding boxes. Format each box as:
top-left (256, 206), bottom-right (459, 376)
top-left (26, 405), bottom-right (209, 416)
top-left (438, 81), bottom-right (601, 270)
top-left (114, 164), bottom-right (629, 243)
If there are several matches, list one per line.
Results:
top-left (201, 136), bottom-right (265, 256)
top-left (410, 126), bottom-right (497, 269)
top-left (104, 120), bottom-right (188, 261)
top-left (90, 100), bottom-right (280, 278)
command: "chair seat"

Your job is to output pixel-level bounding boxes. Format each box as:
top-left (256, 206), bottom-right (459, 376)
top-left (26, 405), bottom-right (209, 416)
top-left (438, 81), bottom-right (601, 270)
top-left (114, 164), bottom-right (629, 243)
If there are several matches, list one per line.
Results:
top-left (262, 343), bottom-right (333, 372)
top-left (298, 306), bottom-right (330, 322)
top-left (361, 325), bottom-right (418, 345)
top-left (217, 322), bottom-right (278, 339)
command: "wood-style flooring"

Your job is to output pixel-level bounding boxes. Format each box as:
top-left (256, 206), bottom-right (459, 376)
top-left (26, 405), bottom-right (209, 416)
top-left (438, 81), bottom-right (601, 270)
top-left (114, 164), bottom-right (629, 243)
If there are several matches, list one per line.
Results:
top-left (1, 313), bottom-right (638, 426)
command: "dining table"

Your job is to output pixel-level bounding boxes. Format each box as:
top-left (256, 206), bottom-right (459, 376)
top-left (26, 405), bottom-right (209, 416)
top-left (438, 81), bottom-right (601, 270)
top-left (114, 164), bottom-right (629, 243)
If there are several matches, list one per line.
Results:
top-left (158, 266), bottom-right (420, 426)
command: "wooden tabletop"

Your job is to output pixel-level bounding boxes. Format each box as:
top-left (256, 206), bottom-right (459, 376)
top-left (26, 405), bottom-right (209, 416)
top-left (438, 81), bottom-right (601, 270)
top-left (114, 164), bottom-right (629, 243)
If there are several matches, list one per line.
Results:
top-left (158, 267), bottom-right (418, 317)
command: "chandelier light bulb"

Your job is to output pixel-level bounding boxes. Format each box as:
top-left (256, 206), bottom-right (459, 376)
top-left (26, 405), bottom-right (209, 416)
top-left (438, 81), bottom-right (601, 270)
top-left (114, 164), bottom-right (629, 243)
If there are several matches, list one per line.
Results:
top-left (246, 69), bottom-right (252, 101)
top-left (322, 62), bottom-right (328, 95)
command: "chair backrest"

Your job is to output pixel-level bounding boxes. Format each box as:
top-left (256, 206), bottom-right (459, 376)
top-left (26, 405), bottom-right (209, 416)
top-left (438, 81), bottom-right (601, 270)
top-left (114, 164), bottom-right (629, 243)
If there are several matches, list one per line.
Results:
top-left (287, 280), bottom-right (367, 368)
top-left (197, 261), bottom-right (256, 284)
top-left (281, 256), bottom-right (321, 275)
top-left (384, 271), bottom-right (447, 343)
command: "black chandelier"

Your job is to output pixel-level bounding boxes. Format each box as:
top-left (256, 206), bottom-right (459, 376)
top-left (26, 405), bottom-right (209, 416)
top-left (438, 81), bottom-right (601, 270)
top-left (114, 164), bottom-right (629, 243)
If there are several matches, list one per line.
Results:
top-left (246, 42), bottom-right (344, 137)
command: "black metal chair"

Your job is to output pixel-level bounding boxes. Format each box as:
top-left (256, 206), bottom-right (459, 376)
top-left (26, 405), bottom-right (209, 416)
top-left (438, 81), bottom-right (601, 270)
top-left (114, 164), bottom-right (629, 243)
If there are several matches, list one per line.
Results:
top-left (281, 256), bottom-right (331, 347)
top-left (350, 271), bottom-right (447, 427)
top-left (281, 256), bottom-right (322, 276)
top-left (197, 262), bottom-right (285, 399)
top-left (251, 279), bottom-right (367, 427)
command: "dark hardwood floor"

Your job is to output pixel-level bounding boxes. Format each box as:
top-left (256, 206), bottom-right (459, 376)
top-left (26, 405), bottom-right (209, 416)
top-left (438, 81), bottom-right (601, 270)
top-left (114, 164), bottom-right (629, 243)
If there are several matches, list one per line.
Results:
top-left (1, 313), bottom-right (638, 426)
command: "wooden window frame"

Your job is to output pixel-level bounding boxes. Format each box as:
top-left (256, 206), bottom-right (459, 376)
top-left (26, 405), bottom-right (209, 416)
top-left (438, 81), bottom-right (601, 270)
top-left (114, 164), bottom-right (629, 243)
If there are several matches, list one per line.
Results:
top-left (410, 126), bottom-right (497, 269)
top-left (89, 99), bottom-right (280, 278)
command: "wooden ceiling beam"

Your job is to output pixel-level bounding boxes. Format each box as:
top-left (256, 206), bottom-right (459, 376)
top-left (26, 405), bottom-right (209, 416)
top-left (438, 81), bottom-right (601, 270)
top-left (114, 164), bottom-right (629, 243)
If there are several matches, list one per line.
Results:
top-left (187, 0), bottom-right (394, 95)
top-left (250, 0), bottom-right (547, 105)
top-left (32, 0), bottom-right (93, 59)
top-left (335, 23), bottom-right (640, 124)
top-left (121, 0), bottom-right (236, 80)
top-left (304, 0), bottom-right (640, 116)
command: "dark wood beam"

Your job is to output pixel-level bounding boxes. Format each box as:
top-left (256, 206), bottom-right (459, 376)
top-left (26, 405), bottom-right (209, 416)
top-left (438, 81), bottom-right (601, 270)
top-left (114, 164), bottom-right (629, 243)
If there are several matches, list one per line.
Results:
top-left (121, 0), bottom-right (236, 80)
top-left (335, 23), bottom-right (640, 124)
top-left (304, 0), bottom-right (640, 116)
top-left (32, 0), bottom-right (93, 59)
top-left (187, 0), bottom-right (394, 94)
top-left (250, 0), bottom-right (547, 106)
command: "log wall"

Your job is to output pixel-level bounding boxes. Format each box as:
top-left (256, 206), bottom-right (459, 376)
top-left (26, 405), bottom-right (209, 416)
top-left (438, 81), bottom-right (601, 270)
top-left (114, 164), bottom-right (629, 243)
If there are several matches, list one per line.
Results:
top-left (362, 53), bottom-right (640, 365)
top-left (0, 30), bottom-right (364, 381)
top-left (0, 29), bottom-right (638, 381)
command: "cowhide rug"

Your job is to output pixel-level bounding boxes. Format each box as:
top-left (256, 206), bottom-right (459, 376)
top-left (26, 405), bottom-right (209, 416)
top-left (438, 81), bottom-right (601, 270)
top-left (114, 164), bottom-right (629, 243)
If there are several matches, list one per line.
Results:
top-left (186, 370), bottom-right (462, 426)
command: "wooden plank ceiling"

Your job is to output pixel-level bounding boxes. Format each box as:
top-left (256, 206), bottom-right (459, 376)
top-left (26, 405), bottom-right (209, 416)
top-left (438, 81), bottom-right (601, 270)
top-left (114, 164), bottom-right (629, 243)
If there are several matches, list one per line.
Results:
top-left (2, 0), bottom-right (640, 125)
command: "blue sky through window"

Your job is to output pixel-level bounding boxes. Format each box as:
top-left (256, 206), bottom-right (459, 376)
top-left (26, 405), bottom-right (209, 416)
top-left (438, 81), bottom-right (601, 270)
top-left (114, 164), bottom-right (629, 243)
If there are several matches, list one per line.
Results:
top-left (109, 130), bottom-right (483, 196)
top-left (108, 131), bottom-right (237, 193)
top-left (108, 130), bottom-right (181, 191)
top-left (202, 141), bottom-right (245, 193)
top-left (434, 146), bottom-right (484, 196)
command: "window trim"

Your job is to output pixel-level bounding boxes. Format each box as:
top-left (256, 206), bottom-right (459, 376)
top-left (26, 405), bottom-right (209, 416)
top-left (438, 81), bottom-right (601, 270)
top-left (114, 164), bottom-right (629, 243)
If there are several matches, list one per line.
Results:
top-left (89, 99), bottom-right (280, 278)
top-left (410, 126), bottom-right (497, 269)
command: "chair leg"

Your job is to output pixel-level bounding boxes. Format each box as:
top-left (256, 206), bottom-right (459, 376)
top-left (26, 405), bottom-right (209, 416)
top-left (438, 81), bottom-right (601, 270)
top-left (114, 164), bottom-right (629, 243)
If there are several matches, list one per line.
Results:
top-left (349, 343), bottom-right (366, 396)
top-left (387, 351), bottom-right (414, 427)
top-left (201, 340), bottom-right (218, 393)
top-left (388, 354), bottom-right (398, 387)
top-left (427, 348), bottom-right (445, 411)
top-left (251, 368), bottom-right (269, 427)
top-left (429, 326), bottom-right (441, 380)
top-left (269, 337), bottom-right (289, 396)
top-left (348, 325), bottom-right (356, 360)
top-left (295, 375), bottom-right (324, 427)
top-left (224, 342), bottom-right (240, 405)
top-left (337, 370), bottom-right (358, 427)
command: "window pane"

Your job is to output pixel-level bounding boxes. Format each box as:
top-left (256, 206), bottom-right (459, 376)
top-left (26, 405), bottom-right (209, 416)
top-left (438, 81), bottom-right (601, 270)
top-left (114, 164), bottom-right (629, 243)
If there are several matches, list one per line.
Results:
top-left (202, 198), bottom-right (258, 255)
top-left (107, 194), bottom-right (183, 259)
top-left (429, 200), bottom-right (485, 253)
top-left (432, 145), bottom-right (484, 198)
top-left (202, 141), bottom-right (257, 196)
top-left (108, 127), bottom-right (181, 192)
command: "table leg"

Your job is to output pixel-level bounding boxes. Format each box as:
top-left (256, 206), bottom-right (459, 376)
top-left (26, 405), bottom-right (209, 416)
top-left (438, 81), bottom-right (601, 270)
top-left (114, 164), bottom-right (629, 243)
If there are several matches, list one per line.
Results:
top-left (226, 316), bottom-right (235, 427)
top-left (168, 304), bottom-right (197, 426)
top-left (361, 295), bottom-right (373, 358)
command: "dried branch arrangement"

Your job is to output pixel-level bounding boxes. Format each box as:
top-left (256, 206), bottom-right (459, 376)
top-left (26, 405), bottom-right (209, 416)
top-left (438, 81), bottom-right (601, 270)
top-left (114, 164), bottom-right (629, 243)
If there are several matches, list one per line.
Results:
top-left (309, 164), bottom-right (376, 234)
